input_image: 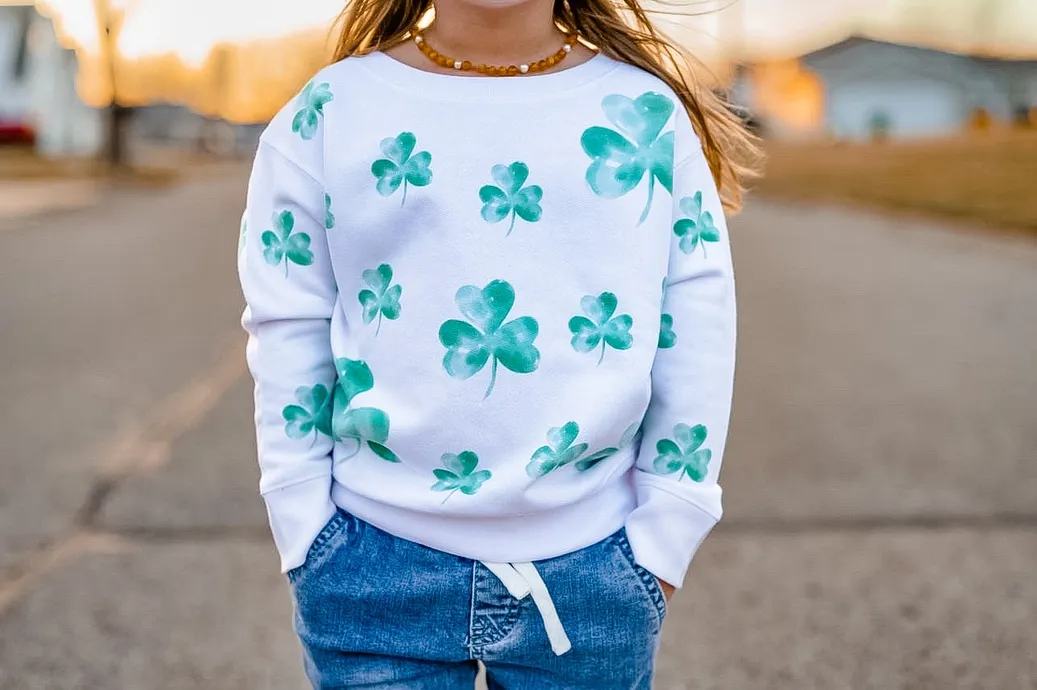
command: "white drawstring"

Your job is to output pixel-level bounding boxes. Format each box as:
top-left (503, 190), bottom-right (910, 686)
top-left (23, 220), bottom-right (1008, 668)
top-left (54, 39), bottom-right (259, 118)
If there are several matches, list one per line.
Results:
top-left (481, 561), bottom-right (572, 656)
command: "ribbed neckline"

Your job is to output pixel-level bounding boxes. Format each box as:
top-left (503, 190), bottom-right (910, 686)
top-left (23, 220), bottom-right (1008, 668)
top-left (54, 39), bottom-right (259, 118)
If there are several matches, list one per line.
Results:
top-left (355, 51), bottom-right (620, 102)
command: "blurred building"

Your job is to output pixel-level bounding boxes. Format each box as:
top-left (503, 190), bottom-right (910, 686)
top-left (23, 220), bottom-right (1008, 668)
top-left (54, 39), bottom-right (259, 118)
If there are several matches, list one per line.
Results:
top-left (735, 36), bottom-right (1037, 141)
top-left (0, 1), bottom-right (101, 156)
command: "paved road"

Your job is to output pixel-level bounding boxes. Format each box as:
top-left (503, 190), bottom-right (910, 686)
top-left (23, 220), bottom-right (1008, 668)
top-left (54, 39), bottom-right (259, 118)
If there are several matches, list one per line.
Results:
top-left (0, 167), bottom-right (1034, 690)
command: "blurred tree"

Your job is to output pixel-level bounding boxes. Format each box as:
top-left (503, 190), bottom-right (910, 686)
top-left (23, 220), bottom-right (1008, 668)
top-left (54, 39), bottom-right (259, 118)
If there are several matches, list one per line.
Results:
top-left (93, 0), bottom-right (138, 167)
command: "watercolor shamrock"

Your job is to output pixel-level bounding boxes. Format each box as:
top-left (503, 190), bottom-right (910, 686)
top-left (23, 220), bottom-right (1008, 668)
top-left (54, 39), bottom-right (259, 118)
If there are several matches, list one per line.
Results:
top-left (358, 264), bottom-right (401, 336)
top-left (581, 91), bottom-right (675, 224)
top-left (674, 191), bottom-right (720, 256)
top-left (262, 210), bottom-right (313, 276)
top-left (324, 193), bottom-right (335, 230)
top-left (282, 384), bottom-right (333, 446)
top-left (659, 277), bottom-right (676, 349)
top-left (439, 280), bottom-right (540, 399)
top-left (431, 451), bottom-right (492, 503)
top-left (659, 314), bottom-right (677, 349)
top-left (292, 81), bottom-right (333, 141)
top-left (479, 162), bottom-right (543, 235)
top-left (574, 421), bottom-right (641, 472)
top-left (569, 292), bottom-right (633, 365)
top-left (653, 423), bottom-right (712, 482)
top-left (371, 132), bottom-right (432, 206)
top-left (527, 421), bottom-right (638, 477)
top-left (331, 358), bottom-right (398, 463)
top-left (527, 423), bottom-right (590, 478)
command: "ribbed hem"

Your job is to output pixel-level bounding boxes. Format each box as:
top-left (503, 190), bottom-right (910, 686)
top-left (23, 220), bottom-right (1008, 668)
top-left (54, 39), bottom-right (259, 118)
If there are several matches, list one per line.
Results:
top-left (352, 51), bottom-right (620, 103)
top-left (262, 475), bottom-right (337, 573)
top-left (624, 474), bottom-right (720, 588)
top-left (331, 477), bottom-right (635, 563)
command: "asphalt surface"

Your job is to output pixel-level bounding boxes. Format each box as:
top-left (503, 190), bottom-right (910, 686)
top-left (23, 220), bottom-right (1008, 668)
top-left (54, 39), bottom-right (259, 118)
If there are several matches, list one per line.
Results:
top-left (0, 166), bottom-right (1034, 690)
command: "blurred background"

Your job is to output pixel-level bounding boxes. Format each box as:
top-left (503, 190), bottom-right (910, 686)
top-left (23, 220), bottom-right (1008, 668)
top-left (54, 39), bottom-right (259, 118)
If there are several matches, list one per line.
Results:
top-left (0, 0), bottom-right (1035, 688)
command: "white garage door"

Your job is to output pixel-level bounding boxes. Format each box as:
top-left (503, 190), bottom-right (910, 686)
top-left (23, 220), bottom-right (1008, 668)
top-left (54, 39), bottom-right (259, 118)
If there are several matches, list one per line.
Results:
top-left (827, 78), bottom-right (963, 140)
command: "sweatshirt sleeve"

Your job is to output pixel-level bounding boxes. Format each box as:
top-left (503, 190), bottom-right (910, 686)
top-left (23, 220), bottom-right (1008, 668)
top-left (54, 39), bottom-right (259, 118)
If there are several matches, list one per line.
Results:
top-left (624, 145), bottom-right (737, 588)
top-left (238, 133), bottom-right (338, 573)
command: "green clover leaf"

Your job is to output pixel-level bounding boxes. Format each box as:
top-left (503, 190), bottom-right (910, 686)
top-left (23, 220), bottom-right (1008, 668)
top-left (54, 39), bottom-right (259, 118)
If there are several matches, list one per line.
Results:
top-left (324, 193), bottom-right (335, 230)
top-left (439, 280), bottom-right (540, 399)
top-left (658, 276), bottom-right (676, 349)
top-left (261, 210), bottom-right (313, 277)
top-left (568, 292), bottom-right (634, 365)
top-left (653, 423), bottom-right (712, 482)
top-left (331, 358), bottom-right (398, 462)
top-left (526, 422), bottom-right (590, 478)
top-left (291, 81), bottom-right (333, 141)
top-left (371, 132), bottom-right (433, 206)
top-left (659, 313), bottom-right (676, 349)
top-left (581, 92), bottom-right (675, 225)
top-left (479, 161), bottom-right (543, 236)
top-left (431, 451), bottom-right (492, 503)
top-left (358, 264), bottom-right (402, 336)
top-left (282, 384), bottom-right (333, 445)
top-left (528, 421), bottom-right (640, 477)
top-left (673, 191), bottom-right (721, 257)
top-left (573, 421), bottom-right (641, 472)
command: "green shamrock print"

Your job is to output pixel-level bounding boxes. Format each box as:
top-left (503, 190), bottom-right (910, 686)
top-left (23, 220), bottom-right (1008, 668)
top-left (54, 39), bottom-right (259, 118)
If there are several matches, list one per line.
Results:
top-left (653, 423), bottom-right (712, 482)
top-left (292, 81), bottom-right (333, 141)
top-left (659, 276), bottom-right (676, 349)
top-left (574, 421), bottom-right (641, 472)
top-left (569, 292), bottom-right (634, 365)
top-left (324, 193), bottom-right (335, 230)
top-left (358, 264), bottom-right (402, 336)
top-left (581, 92), bottom-right (675, 225)
top-left (238, 213), bottom-right (247, 255)
top-left (331, 358), bottom-right (398, 463)
top-left (527, 421), bottom-right (638, 477)
top-left (439, 280), bottom-right (540, 399)
top-left (659, 314), bottom-right (677, 349)
top-left (479, 162), bottom-right (543, 235)
top-left (431, 451), bottom-right (492, 503)
top-left (371, 132), bottom-right (432, 206)
top-left (262, 210), bottom-right (313, 277)
top-left (282, 384), bottom-right (333, 446)
top-left (674, 191), bottom-right (721, 256)
top-left (527, 422), bottom-right (590, 478)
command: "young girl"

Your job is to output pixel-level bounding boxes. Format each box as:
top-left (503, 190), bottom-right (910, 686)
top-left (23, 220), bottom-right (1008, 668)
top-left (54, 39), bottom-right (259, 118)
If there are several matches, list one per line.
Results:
top-left (238, 0), bottom-right (755, 687)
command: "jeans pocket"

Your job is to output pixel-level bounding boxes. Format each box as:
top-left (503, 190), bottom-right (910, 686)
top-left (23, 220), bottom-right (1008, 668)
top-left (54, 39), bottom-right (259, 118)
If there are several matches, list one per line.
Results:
top-left (286, 509), bottom-right (351, 586)
top-left (614, 529), bottom-right (668, 625)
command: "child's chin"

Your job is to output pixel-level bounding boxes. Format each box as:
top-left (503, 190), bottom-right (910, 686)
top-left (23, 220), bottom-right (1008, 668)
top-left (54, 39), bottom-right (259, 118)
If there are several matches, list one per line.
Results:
top-left (459, 0), bottom-right (540, 9)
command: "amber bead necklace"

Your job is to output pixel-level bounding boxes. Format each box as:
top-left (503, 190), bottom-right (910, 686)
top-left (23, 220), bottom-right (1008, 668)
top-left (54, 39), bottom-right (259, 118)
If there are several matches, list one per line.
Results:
top-left (413, 30), bottom-right (580, 76)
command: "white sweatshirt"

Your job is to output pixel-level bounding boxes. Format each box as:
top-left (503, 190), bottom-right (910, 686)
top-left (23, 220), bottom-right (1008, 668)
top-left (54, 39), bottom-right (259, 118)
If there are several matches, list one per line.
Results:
top-left (238, 51), bottom-right (736, 589)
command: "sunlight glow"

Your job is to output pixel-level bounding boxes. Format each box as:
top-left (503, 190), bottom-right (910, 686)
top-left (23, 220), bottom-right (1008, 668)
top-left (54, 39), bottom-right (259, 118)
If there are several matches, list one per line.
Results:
top-left (23, 0), bottom-right (1037, 122)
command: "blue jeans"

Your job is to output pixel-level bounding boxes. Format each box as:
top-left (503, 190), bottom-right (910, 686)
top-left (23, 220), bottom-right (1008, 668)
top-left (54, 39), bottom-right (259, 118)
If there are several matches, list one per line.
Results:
top-left (287, 509), bottom-right (668, 689)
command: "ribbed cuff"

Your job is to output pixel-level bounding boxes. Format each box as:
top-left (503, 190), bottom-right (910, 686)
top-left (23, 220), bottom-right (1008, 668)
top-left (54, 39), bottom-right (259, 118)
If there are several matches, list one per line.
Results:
top-left (261, 474), bottom-right (336, 573)
top-left (624, 476), bottom-right (720, 588)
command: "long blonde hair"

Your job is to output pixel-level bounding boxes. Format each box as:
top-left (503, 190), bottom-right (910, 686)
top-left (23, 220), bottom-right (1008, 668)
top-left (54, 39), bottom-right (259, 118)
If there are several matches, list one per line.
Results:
top-left (331, 0), bottom-right (760, 212)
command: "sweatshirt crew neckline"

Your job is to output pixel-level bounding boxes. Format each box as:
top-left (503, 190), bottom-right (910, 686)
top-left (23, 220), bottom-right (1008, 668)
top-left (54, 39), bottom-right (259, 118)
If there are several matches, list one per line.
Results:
top-left (356, 50), bottom-right (619, 102)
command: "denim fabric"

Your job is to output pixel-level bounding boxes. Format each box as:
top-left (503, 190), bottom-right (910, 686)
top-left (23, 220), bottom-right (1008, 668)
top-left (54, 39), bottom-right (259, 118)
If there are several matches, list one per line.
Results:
top-left (288, 509), bottom-right (667, 689)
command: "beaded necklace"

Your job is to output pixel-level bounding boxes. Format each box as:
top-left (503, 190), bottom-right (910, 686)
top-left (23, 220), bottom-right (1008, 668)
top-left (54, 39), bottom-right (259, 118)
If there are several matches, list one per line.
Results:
top-left (413, 31), bottom-right (579, 76)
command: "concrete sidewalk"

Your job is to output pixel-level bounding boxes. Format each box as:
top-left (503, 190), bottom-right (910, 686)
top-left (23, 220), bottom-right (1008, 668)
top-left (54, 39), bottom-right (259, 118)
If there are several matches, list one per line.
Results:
top-left (0, 179), bottom-right (102, 221)
top-left (0, 171), bottom-right (1034, 689)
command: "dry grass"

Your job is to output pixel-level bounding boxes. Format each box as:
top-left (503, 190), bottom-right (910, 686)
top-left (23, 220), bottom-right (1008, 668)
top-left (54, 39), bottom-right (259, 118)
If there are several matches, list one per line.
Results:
top-left (754, 131), bottom-right (1037, 234)
top-left (0, 147), bottom-right (179, 188)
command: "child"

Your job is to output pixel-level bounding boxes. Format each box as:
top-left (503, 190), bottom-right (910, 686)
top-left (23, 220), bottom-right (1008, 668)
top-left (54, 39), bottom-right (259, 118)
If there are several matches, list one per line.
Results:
top-left (238, 0), bottom-right (756, 687)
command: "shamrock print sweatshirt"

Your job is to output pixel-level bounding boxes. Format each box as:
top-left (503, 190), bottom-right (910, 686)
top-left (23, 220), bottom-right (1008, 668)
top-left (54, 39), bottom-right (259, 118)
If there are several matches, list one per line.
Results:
top-left (238, 51), bottom-right (736, 590)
